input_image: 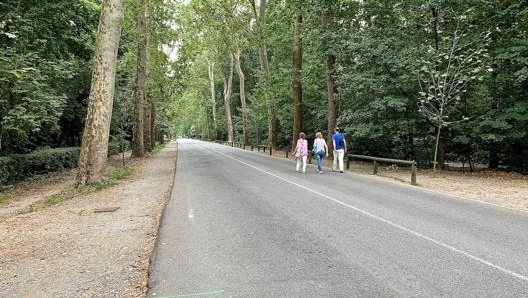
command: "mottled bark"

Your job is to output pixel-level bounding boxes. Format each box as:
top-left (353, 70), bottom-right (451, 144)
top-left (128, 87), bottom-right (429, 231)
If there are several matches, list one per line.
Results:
top-left (208, 61), bottom-right (218, 139)
top-left (323, 1), bottom-right (336, 153)
top-left (144, 94), bottom-right (153, 152)
top-left (143, 3), bottom-right (153, 152)
top-left (132, 0), bottom-right (148, 157)
top-left (292, 1), bottom-right (303, 148)
top-left (326, 55), bottom-right (336, 153)
top-left (235, 43), bottom-right (249, 146)
top-left (251, 0), bottom-right (278, 148)
top-left (77, 0), bottom-right (125, 185)
top-left (223, 54), bottom-right (234, 143)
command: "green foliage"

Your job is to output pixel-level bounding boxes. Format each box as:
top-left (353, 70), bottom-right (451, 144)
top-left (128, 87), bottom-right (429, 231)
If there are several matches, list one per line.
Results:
top-left (43, 165), bottom-right (131, 206)
top-left (0, 156), bottom-right (18, 186)
top-left (0, 147), bottom-right (80, 187)
top-left (107, 136), bottom-right (131, 157)
top-left (83, 166), bottom-right (131, 192)
top-left (0, 0), bottom-right (99, 154)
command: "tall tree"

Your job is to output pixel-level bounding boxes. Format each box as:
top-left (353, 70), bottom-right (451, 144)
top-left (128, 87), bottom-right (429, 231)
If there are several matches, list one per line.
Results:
top-left (291, 0), bottom-right (303, 148)
top-left (143, 2), bottom-right (154, 152)
top-left (223, 53), bottom-right (235, 143)
top-left (234, 40), bottom-right (250, 146)
top-left (417, 24), bottom-right (489, 175)
top-left (132, 0), bottom-right (148, 158)
top-left (250, 0), bottom-right (278, 148)
top-left (208, 61), bottom-right (218, 138)
top-left (77, 0), bottom-right (126, 184)
top-left (323, 0), bottom-right (336, 153)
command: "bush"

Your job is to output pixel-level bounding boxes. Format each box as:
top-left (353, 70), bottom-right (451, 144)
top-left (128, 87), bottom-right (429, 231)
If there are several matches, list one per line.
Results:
top-left (108, 138), bottom-right (130, 157)
top-left (0, 147), bottom-right (80, 187)
top-left (0, 156), bottom-right (18, 186)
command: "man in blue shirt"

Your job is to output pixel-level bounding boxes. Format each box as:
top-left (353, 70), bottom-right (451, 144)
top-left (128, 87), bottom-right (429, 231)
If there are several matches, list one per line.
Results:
top-left (332, 127), bottom-right (347, 173)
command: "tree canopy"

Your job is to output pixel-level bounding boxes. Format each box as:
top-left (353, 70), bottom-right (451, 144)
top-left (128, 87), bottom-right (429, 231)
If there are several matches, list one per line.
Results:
top-left (1, 0), bottom-right (527, 174)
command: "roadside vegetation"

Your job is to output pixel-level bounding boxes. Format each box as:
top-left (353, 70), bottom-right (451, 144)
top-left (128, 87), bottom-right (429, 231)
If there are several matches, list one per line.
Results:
top-left (1, 0), bottom-right (526, 193)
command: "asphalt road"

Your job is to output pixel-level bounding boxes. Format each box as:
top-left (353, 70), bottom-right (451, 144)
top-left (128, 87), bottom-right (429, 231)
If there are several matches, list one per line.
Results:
top-left (147, 139), bottom-right (528, 298)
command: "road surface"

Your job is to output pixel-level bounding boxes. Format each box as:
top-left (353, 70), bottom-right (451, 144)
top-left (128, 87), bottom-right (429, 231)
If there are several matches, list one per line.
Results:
top-left (147, 139), bottom-right (528, 298)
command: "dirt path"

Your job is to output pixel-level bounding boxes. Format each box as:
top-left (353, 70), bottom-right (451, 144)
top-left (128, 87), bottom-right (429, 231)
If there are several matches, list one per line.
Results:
top-left (0, 141), bottom-right (177, 298)
top-left (1, 141), bottom-right (527, 298)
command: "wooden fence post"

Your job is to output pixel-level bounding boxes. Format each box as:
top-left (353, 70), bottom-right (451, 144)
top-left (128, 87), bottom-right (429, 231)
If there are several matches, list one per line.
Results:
top-left (411, 161), bottom-right (417, 185)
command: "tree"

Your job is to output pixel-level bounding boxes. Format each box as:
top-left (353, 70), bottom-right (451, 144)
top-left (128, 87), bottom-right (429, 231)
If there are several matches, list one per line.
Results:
top-left (291, 0), bottom-right (303, 148)
top-left (222, 53), bottom-right (235, 143)
top-left (77, 0), bottom-right (126, 185)
top-left (132, 0), bottom-right (148, 158)
top-left (322, 0), bottom-right (337, 153)
top-left (0, 0), bottom-right (99, 154)
top-left (143, 2), bottom-right (154, 153)
top-left (234, 40), bottom-right (250, 145)
top-left (417, 25), bottom-right (489, 175)
top-left (250, 0), bottom-right (278, 148)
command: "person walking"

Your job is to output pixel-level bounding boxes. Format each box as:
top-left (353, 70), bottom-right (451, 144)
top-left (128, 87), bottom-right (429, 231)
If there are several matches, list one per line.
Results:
top-left (313, 131), bottom-right (329, 173)
top-left (332, 127), bottom-right (347, 173)
top-left (292, 132), bottom-right (308, 173)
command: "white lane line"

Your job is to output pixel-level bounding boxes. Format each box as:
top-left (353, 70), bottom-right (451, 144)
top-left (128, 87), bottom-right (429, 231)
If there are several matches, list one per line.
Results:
top-left (186, 190), bottom-right (194, 219)
top-left (175, 147), bottom-right (194, 220)
top-left (221, 152), bottom-right (528, 283)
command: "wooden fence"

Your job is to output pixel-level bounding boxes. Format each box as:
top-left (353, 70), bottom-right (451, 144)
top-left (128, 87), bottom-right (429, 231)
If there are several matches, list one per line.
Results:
top-left (347, 154), bottom-right (417, 185)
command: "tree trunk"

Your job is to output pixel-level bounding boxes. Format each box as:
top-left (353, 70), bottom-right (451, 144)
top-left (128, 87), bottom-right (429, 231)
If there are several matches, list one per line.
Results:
top-left (132, 0), bottom-right (148, 158)
top-left (77, 0), bottom-right (125, 185)
top-left (433, 123), bottom-right (442, 177)
top-left (323, 0), bottom-right (336, 154)
top-left (208, 61), bottom-right (217, 139)
top-left (235, 42), bottom-right (249, 146)
top-left (292, 0), bottom-right (303, 148)
top-left (151, 97), bottom-right (155, 147)
top-left (143, 3), bottom-right (153, 152)
top-left (144, 95), bottom-right (153, 152)
top-left (326, 54), bottom-right (336, 153)
top-left (223, 53), bottom-right (234, 143)
top-left (144, 91), bottom-right (154, 151)
top-left (431, 6), bottom-right (445, 170)
top-left (489, 62), bottom-right (499, 168)
top-left (251, 0), bottom-right (278, 149)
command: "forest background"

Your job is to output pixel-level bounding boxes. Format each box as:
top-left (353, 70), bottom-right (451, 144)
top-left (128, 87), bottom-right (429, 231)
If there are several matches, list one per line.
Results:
top-left (1, 0), bottom-right (527, 188)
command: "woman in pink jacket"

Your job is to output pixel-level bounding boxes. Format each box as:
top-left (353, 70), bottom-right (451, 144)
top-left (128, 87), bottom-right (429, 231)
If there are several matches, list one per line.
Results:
top-left (292, 132), bottom-right (308, 173)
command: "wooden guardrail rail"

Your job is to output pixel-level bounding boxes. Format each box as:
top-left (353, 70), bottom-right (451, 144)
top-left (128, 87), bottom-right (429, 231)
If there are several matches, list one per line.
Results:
top-left (253, 144), bottom-right (272, 156)
top-left (346, 154), bottom-right (417, 185)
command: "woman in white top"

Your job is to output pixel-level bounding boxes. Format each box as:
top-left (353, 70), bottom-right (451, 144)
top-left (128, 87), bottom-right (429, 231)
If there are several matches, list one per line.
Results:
top-left (313, 131), bottom-right (329, 173)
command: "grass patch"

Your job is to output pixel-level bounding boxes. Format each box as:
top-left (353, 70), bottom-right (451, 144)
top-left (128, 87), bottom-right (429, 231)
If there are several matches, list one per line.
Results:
top-left (0, 189), bottom-right (20, 205)
top-left (77, 166), bottom-right (132, 193)
top-left (45, 190), bottom-right (73, 206)
top-left (110, 166), bottom-right (132, 180)
top-left (17, 206), bottom-right (37, 214)
top-left (153, 142), bottom-right (167, 154)
top-left (0, 193), bottom-right (10, 205)
top-left (43, 166), bottom-right (132, 206)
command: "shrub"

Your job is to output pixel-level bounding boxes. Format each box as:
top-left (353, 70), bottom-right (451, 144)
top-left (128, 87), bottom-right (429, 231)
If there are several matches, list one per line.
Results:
top-left (108, 138), bottom-right (130, 157)
top-left (0, 147), bottom-right (80, 187)
top-left (0, 156), bottom-right (18, 186)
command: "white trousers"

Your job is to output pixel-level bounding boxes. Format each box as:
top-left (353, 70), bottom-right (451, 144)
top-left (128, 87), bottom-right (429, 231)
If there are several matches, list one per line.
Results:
top-left (333, 149), bottom-right (345, 171)
top-left (296, 155), bottom-right (307, 173)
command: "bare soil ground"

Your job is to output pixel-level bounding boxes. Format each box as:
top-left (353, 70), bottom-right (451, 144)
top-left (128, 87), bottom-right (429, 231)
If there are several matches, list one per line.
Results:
top-left (1, 142), bottom-right (527, 298)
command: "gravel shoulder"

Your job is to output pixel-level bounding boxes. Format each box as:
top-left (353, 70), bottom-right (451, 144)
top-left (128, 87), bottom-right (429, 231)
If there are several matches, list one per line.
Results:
top-left (1, 141), bottom-right (527, 298)
top-left (0, 141), bottom-right (177, 298)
